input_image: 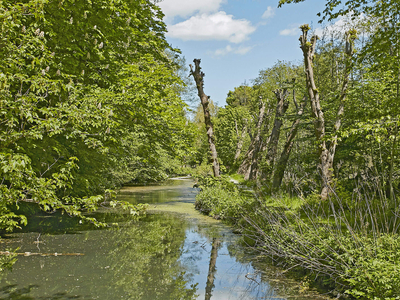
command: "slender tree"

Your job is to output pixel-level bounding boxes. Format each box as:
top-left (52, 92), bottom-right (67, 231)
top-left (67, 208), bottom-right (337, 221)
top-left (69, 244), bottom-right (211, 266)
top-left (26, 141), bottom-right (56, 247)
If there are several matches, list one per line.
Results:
top-left (238, 98), bottom-right (266, 180)
top-left (190, 59), bottom-right (220, 177)
top-left (272, 92), bottom-right (306, 191)
top-left (260, 88), bottom-right (290, 181)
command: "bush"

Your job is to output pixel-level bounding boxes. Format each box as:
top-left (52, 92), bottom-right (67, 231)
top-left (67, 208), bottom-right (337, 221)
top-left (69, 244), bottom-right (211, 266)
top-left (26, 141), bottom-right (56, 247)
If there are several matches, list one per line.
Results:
top-left (194, 175), bottom-right (254, 224)
top-left (244, 192), bottom-right (400, 299)
top-left (194, 174), bottom-right (400, 298)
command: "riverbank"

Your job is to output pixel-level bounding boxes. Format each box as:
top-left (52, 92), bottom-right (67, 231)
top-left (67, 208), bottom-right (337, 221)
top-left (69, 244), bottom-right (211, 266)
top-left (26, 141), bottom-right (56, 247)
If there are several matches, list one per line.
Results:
top-left (193, 175), bottom-right (400, 299)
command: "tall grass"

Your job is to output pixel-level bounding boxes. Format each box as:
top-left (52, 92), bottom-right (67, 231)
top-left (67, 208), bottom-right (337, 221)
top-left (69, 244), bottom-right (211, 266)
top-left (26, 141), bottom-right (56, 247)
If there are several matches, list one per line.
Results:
top-left (243, 180), bottom-right (400, 299)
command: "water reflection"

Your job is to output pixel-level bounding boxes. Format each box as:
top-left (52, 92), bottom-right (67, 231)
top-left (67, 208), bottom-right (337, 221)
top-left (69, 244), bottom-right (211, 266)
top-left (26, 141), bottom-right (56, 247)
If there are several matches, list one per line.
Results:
top-left (205, 238), bottom-right (220, 300)
top-left (0, 284), bottom-right (84, 299)
top-left (0, 179), bottom-right (330, 299)
top-left (107, 214), bottom-right (198, 300)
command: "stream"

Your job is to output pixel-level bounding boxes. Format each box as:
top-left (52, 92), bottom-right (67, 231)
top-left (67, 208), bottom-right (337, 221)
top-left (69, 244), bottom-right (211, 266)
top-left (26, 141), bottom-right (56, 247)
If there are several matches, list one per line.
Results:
top-left (0, 179), bottom-right (330, 299)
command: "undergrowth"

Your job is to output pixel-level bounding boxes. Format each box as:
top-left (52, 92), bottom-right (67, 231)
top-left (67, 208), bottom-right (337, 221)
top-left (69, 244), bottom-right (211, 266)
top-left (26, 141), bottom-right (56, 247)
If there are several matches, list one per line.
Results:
top-left (194, 176), bottom-right (400, 299)
top-left (194, 175), bottom-right (255, 225)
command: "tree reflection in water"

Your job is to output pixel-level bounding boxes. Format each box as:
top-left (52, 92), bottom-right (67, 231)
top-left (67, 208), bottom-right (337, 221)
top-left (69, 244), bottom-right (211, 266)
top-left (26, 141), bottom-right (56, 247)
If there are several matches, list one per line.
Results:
top-left (204, 238), bottom-right (220, 300)
top-left (107, 214), bottom-right (198, 300)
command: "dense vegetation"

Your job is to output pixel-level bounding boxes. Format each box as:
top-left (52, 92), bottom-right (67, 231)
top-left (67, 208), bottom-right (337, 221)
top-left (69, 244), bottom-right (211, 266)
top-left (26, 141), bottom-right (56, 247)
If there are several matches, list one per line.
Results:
top-left (0, 0), bottom-right (196, 231)
top-left (193, 0), bottom-right (400, 298)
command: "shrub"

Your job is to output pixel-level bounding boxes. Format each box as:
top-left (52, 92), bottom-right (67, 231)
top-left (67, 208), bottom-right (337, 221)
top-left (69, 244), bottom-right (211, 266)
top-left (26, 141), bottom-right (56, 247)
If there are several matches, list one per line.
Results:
top-left (194, 175), bottom-right (254, 224)
top-left (244, 192), bottom-right (400, 299)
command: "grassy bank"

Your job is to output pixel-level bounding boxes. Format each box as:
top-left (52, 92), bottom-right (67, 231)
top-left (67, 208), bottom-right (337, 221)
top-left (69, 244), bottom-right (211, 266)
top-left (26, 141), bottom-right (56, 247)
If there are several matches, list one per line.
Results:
top-left (194, 175), bottom-right (400, 299)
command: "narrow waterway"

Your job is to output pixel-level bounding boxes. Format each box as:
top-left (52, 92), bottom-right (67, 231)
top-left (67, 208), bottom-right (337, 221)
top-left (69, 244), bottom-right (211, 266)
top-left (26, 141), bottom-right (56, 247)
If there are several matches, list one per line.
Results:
top-left (0, 179), bottom-right (330, 299)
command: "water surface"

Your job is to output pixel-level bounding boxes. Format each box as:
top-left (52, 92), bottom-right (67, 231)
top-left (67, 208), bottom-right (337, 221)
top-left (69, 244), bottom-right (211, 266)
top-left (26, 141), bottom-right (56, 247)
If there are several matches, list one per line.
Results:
top-left (0, 179), bottom-right (330, 299)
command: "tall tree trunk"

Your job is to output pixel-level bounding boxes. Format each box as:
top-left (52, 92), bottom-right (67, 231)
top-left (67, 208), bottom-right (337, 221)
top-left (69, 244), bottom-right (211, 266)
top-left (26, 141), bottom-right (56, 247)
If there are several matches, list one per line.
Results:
top-left (389, 125), bottom-right (397, 202)
top-left (205, 238), bottom-right (220, 300)
top-left (300, 25), bottom-right (355, 200)
top-left (238, 98), bottom-right (266, 180)
top-left (272, 94), bottom-right (306, 191)
top-left (190, 59), bottom-right (220, 177)
top-left (261, 89), bottom-right (290, 180)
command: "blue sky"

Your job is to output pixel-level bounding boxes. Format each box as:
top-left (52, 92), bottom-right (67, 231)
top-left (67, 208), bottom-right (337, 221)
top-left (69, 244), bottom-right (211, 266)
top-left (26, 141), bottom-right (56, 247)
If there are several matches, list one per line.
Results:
top-left (157, 0), bottom-right (330, 106)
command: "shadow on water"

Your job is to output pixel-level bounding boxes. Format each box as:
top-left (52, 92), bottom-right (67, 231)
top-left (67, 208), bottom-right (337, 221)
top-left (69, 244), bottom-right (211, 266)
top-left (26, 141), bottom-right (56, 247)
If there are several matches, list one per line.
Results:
top-left (3, 179), bottom-right (192, 237)
top-left (0, 284), bottom-right (85, 299)
top-left (4, 204), bottom-right (145, 237)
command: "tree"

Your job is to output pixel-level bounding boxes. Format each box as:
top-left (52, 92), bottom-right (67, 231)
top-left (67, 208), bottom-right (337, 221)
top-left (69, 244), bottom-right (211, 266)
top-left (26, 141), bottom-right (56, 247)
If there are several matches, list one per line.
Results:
top-left (0, 0), bottom-right (192, 229)
top-left (214, 86), bottom-right (254, 171)
top-left (272, 91), bottom-right (306, 191)
top-left (238, 97), bottom-right (267, 180)
top-left (299, 24), bottom-right (356, 199)
top-left (278, 0), bottom-right (384, 22)
top-left (260, 88), bottom-right (290, 181)
top-left (190, 59), bottom-right (220, 177)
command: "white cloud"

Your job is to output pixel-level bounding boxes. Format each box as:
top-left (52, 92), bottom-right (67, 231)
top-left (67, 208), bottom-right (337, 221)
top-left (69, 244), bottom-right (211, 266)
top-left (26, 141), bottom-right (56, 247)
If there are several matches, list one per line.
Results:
top-left (315, 17), bottom-right (347, 37)
top-left (158, 0), bottom-right (226, 19)
top-left (235, 46), bottom-right (252, 54)
top-left (262, 6), bottom-right (275, 19)
top-left (213, 45), bottom-right (253, 56)
top-left (214, 45), bottom-right (233, 56)
top-left (167, 12), bottom-right (256, 43)
top-left (314, 13), bottom-right (366, 37)
top-left (279, 24), bottom-right (301, 36)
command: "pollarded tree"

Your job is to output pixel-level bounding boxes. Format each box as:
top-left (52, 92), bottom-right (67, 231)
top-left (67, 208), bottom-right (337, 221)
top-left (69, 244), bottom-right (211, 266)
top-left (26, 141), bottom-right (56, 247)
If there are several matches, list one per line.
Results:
top-left (299, 25), bottom-right (356, 199)
top-left (190, 59), bottom-right (220, 177)
top-left (272, 90), bottom-right (307, 192)
top-left (243, 61), bottom-right (302, 183)
top-left (280, 0), bottom-right (400, 200)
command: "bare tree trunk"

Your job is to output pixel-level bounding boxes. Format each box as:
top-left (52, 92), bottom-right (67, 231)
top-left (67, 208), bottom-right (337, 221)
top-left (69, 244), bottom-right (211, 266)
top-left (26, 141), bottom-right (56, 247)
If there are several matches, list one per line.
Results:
top-left (272, 94), bottom-right (306, 191)
top-left (299, 25), bottom-right (355, 199)
top-left (190, 59), bottom-right (220, 177)
top-left (389, 13), bottom-right (399, 203)
top-left (238, 98), bottom-right (265, 180)
top-left (205, 238), bottom-right (220, 300)
top-left (389, 124), bottom-right (397, 202)
top-left (261, 89), bottom-right (290, 180)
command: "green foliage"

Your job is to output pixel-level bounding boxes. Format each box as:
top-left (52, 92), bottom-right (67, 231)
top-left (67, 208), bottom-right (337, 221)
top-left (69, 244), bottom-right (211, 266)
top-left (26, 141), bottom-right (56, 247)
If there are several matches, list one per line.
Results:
top-left (0, 0), bottom-right (194, 230)
top-left (278, 0), bottom-right (377, 23)
top-left (242, 185), bottom-right (400, 299)
top-left (194, 175), bottom-right (254, 224)
top-left (342, 234), bottom-right (400, 299)
top-left (275, 227), bottom-right (400, 299)
top-left (226, 85), bottom-right (253, 107)
top-left (214, 105), bottom-right (251, 169)
top-left (0, 251), bottom-right (17, 274)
